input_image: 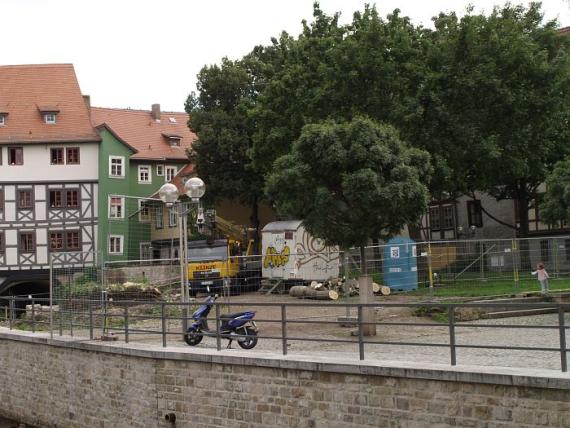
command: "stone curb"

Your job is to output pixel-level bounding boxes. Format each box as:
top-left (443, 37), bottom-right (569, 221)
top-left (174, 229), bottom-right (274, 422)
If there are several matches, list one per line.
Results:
top-left (1, 328), bottom-right (569, 390)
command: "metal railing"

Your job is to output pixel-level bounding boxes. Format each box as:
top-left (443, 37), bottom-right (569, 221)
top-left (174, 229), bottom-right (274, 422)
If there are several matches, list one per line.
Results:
top-left (1, 296), bottom-right (568, 372)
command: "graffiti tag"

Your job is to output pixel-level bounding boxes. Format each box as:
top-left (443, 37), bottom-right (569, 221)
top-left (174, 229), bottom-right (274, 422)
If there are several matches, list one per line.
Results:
top-left (263, 246), bottom-right (290, 269)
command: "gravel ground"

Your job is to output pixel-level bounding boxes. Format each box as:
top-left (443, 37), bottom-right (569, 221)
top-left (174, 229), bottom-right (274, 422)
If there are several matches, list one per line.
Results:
top-left (29, 293), bottom-right (570, 372)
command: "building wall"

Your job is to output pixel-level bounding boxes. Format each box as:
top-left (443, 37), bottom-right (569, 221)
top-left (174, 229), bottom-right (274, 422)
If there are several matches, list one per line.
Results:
top-left (0, 332), bottom-right (569, 428)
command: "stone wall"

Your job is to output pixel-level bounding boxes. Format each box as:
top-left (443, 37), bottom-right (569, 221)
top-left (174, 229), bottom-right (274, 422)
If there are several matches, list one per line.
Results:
top-left (0, 331), bottom-right (569, 428)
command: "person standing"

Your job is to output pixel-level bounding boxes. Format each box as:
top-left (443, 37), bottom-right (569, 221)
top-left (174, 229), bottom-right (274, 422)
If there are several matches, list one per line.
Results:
top-left (532, 263), bottom-right (550, 295)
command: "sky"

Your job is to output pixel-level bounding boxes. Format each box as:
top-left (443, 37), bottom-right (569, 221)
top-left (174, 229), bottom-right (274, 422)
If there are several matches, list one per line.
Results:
top-left (2, 0), bottom-right (569, 112)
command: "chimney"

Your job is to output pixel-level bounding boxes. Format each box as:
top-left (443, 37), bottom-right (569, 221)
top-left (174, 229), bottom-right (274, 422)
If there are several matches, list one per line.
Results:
top-left (83, 95), bottom-right (91, 114)
top-left (151, 103), bottom-right (161, 121)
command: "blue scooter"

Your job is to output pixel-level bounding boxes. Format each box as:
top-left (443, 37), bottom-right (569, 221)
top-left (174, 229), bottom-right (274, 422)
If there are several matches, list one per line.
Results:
top-left (184, 295), bottom-right (258, 349)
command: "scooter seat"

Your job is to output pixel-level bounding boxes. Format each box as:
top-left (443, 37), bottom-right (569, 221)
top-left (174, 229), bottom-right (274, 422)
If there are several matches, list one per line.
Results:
top-left (220, 312), bottom-right (250, 319)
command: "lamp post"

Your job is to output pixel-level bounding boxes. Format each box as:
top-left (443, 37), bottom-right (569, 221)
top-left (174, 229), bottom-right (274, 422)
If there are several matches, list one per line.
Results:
top-left (158, 177), bottom-right (205, 335)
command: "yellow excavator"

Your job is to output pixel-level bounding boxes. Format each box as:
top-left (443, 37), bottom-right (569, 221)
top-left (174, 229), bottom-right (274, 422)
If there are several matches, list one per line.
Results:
top-left (187, 210), bottom-right (260, 296)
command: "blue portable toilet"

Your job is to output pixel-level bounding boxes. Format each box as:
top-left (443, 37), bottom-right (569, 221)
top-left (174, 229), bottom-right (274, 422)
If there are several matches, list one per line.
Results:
top-left (383, 237), bottom-right (417, 292)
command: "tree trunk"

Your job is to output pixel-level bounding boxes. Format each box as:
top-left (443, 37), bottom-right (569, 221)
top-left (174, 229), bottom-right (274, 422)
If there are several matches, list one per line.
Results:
top-left (515, 182), bottom-right (532, 271)
top-left (250, 196), bottom-right (260, 255)
top-left (359, 245), bottom-right (376, 336)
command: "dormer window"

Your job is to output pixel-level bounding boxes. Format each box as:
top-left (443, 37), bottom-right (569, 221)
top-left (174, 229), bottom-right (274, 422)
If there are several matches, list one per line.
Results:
top-left (0, 113), bottom-right (7, 126)
top-left (38, 106), bottom-right (60, 124)
top-left (162, 133), bottom-right (182, 148)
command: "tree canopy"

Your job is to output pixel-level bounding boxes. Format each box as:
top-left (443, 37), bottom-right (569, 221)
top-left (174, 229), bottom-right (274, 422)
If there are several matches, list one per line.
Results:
top-left (265, 117), bottom-right (431, 248)
top-left (540, 160), bottom-right (570, 225)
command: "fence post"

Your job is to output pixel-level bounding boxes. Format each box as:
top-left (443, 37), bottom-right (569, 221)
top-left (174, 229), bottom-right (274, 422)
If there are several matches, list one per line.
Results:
top-left (281, 304), bottom-right (287, 356)
top-left (89, 301), bottom-right (93, 340)
top-left (215, 303), bottom-right (221, 351)
top-left (9, 297), bottom-right (14, 330)
top-left (31, 297), bottom-right (35, 333)
top-left (559, 307), bottom-right (567, 373)
top-left (162, 303), bottom-right (167, 348)
top-left (448, 305), bottom-right (457, 366)
top-left (124, 304), bottom-right (129, 344)
top-left (512, 239), bottom-right (519, 288)
top-left (427, 243), bottom-right (434, 295)
top-left (358, 305), bottom-right (364, 361)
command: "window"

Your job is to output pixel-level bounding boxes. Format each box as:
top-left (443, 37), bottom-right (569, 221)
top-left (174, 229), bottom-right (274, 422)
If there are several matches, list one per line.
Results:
top-left (140, 242), bottom-right (152, 260)
top-left (156, 205), bottom-right (164, 229)
top-left (49, 232), bottom-right (64, 251)
top-left (109, 156), bottom-right (125, 177)
top-left (0, 114), bottom-right (5, 127)
top-left (109, 235), bottom-right (123, 255)
top-left (49, 190), bottom-right (63, 208)
top-left (109, 196), bottom-right (124, 219)
top-left (0, 231), bottom-right (4, 255)
top-left (138, 200), bottom-right (151, 222)
top-left (156, 165), bottom-right (164, 176)
top-left (0, 189), bottom-right (4, 213)
top-left (8, 147), bottom-right (23, 165)
top-left (66, 189), bottom-right (79, 208)
top-left (169, 208), bottom-right (177, 227)
top-left (429, 206), bottom-right (441, 231)
top-left (138, 165), bottom-right (151, 183)
top-left (429, 203), bottom-right (455, 232)
top-left (467, 200), bottom-right (483, 228)
top-left (18, 190), bottom-right (33, 209)
top-left (66, 147), bottom-right (80, 164)
top-left (50, 148), bottom-right (64, 165)
top-left (66, 231), bottom-right (80, 250)
top-left (19, 232), bottom-right (35, 253)
top-left (44, 113), bottom-right (56, 124)
top-left (165, 166), bottom-right (177, 182)
top-left (169, 138), bottom-right (181, 147)
top-left (540, 240), bottom-right (550, 262)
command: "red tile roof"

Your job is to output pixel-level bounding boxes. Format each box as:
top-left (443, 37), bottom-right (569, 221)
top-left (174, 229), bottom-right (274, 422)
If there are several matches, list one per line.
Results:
top-left (0, 64), bottom-right (100, 144)
top-left (90, 107), bottom-right (195, 161)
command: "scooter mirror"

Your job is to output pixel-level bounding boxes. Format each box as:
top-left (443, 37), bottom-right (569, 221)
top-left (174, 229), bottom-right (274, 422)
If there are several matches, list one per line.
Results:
top-left (206, 286), bottom-right (211, 293)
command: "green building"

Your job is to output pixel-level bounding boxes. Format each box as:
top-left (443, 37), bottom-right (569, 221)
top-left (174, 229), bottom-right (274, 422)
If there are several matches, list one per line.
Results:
top-left (91, 104), bottom-right (194, 261)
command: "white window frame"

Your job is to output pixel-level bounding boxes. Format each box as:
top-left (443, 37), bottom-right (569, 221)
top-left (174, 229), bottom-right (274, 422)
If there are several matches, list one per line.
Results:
top-left (156, 205), bottom-right (164, 229)
top-left (0, 115), bottom-right (5, 127)
top-left (138, 199), bottom-right (151, 222)
top-left (156, 164), bottom-right (164, 176)
top-left (138, 165), bottom-right (152, 184)
top-left (109, 156), bottom-right (125, 178)
top-left (140, 242), bottom-right (152, 260)
top-left (169, 208), bottom-right (177, 227)
top-left (165, 166), bottom-right (178, 182)
top-left (108, 196), bottom-right (125, 219)
top-left (44, 113), bottom-right (56, 124)
top-left (108, 235), bottom-right (124, 255)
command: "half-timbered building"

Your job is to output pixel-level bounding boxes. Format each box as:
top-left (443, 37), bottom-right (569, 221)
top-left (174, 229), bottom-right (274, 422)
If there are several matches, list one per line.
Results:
top-left (0, 64), bottom-right (100, 295)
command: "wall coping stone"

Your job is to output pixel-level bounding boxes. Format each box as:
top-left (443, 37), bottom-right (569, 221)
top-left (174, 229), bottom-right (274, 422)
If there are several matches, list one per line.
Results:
top-left (1, 327), bottom-right (569, 390)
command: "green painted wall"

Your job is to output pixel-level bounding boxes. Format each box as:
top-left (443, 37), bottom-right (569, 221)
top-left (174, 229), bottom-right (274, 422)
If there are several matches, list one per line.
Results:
top-left (97, 128), bottom-right (187, 262)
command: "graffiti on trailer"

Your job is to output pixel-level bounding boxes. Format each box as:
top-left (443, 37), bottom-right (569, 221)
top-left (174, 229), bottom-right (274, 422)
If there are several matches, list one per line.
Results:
top-left (263, 246), bottom-right (290, 269)
top-left (294, 230), bottom-right (340, 269)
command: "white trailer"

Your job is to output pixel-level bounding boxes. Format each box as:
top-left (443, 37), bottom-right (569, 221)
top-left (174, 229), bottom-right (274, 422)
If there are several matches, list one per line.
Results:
top-left (261, 221), bottom-right (340, 282)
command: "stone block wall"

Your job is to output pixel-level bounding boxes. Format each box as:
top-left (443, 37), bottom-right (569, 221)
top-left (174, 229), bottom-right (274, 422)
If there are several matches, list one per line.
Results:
top-left (0, 332), bottom-right (569, 427)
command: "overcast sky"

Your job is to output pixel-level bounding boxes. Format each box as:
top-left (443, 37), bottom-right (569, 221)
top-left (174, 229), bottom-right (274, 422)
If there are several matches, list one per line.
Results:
top-left (2, 0), bottom-right (569, 112)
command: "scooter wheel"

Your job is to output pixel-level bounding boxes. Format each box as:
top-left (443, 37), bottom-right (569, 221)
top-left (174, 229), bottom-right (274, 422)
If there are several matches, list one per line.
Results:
top-left (184, 327), bottom-right (203, 346)
top-left (237, 327), bottom-right (258, 350)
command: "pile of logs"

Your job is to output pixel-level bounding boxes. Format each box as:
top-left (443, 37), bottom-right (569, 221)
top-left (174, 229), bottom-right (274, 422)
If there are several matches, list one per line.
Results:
top-left (289, 278), bottom-right (391, 300)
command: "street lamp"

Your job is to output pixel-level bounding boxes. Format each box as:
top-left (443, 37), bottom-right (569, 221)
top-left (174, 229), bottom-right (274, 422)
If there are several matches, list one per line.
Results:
top-left (158, 178), bottom-right (205, 335)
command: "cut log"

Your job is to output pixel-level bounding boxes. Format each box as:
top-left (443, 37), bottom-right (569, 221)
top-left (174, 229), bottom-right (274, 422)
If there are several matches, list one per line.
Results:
top-left (372, 282), bottom-right (381, 293)
top-left (289, 286), bottom-right (308, 298)
top-left (309, 281), bottom-right (319, 289)
top-left (380, 286), bottom-right (391, 296)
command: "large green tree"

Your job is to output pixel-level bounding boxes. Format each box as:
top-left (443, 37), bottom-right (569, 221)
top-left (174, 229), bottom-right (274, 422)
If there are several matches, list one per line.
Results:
top-left (186, 58), bottom-right (265, 239)
top-left (540, 159), bottom-right (570, 225)
top-left (266, 117), bottom-right (430, 334)
top-left (415, 4), bottom-right (570, 236)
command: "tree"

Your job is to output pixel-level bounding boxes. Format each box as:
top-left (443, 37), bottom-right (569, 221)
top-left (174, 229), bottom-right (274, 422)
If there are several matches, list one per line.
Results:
top-left (415, 4), bottom-right (570, 240)
top-left (186, 58), bottom-right (265, 242)
top-left (266, 117), bottom-right (430, 334)
top-left (540, 159), bottom-right (570, 225)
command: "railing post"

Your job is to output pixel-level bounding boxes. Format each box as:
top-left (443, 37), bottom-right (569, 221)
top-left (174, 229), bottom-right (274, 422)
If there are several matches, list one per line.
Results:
top-left (124, 304), bottom-right (129, 344)
top-left (215, 303), bottom-right (221, 351)
top-left (448, 305), bottom-right (457, 366)
top-left (281, 304), bottom-right (287, 356)
top-left (31, 298), bottom-right (35, 333)
top-left (358, 305), bottom-right (364, 361)
top-left (559, 307), bottom-right (567, 373)
top-left (9, 297), bottom-right (14, 330)
top-left (162, 303), bottom-right (167, 348)
top-left (89, 301), bottom-right (94, 340)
